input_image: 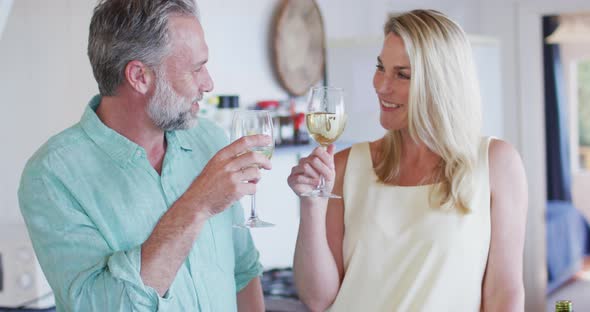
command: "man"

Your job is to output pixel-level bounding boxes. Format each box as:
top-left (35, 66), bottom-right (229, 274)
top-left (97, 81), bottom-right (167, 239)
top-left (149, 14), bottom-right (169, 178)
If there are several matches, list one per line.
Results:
top-left (18, 0), bottom-right (270, 311)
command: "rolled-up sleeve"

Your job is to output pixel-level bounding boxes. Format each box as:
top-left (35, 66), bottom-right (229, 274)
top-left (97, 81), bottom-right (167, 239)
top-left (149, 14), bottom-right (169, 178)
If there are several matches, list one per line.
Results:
top-left (230, 203), bottom-right (263, 292)
top-left (18, 167), bottom-right (172, 311)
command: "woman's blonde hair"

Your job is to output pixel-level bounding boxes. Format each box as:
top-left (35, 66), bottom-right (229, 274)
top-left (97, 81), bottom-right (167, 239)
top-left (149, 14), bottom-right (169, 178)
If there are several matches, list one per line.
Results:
top-left (375, 9), bottom-right (482, 213)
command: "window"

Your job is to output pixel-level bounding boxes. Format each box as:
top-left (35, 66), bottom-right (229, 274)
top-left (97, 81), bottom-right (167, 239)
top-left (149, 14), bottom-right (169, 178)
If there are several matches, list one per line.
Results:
top-left (578, 59), bottom-right (590, 169)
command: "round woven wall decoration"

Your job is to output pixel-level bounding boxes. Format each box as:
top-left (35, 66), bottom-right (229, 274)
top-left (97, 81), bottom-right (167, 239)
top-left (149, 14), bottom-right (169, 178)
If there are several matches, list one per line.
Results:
top-left (272, 0), bottom-right (325, 96)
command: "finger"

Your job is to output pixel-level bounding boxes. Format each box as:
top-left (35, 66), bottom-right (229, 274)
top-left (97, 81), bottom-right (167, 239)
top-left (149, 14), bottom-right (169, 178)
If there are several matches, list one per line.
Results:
top-left (293, 175), bottom-right (318, 186)
top-left (219, 135), bottom-right (273, 160)
top-left (239, 166), bottom-right (261, 184)
top-left (303, 163), bottom-right (320, 179)
top-left (253, 152), bottom-right (272, 170)
top-left (237, 182), bottom-right (257, 196)
top-left (290, 165), bottom-right (305, 175)
top-left (310, 147), bottom-right (335, 169)
top-left (288, 175), bottom-right (316, 191)
top-left (309, 156), bottom-right (334, 181)
top-left (326, 144), bottom-right (335, 155)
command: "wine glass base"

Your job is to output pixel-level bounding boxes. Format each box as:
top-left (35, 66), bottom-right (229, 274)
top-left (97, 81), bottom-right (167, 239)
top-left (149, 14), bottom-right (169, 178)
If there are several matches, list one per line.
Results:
top-left (300, 189), bottom-right (342, 199)
top-left (234, 218), bottom-right (275, 229)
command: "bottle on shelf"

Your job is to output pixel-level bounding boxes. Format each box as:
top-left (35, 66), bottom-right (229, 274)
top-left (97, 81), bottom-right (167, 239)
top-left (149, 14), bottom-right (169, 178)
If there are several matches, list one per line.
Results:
top-left (293, 112), bottom-right (309, 145)
top-left (200, 95), bottom-right (219, 121)
top-left (555, 300), bottom-right (573, 312)
top-left (214, 95), bottom-right (239, 136)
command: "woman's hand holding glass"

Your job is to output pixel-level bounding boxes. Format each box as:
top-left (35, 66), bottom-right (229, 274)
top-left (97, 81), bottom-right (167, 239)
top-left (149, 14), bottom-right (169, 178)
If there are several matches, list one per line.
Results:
top-left (288, 145), bottom-right (336, 199)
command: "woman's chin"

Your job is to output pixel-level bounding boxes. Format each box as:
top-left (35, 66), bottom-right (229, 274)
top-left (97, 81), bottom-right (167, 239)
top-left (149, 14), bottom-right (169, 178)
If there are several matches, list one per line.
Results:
top-left (379, 117), bottom-right (405, 131)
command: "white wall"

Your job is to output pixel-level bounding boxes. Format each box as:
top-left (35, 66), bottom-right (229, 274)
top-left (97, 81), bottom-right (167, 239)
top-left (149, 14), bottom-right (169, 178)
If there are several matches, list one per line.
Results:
top-left (197, 0), bottom-right (287, 108)
top-left (0, 1), bottom-right (97, 225)
top-left (318, 0), bottom-right (484, 39)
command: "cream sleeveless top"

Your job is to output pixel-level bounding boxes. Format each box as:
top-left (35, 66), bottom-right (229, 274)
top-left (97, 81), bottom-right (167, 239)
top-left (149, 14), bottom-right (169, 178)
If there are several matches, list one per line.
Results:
top-left (328, 138), bottom-right (492, 311)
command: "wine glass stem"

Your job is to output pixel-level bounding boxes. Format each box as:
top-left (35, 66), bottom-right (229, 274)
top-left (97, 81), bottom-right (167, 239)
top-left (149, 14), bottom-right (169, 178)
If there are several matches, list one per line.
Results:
top-left (317, 145), bottom-right (328, 192)
top-left (250, 193), bottom-right (257, 220)
top-left (318, 175), bottom-right (326, 191)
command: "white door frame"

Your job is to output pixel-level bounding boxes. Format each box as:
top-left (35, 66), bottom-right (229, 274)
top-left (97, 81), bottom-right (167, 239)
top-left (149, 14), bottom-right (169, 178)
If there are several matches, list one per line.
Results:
top-left (516, 1), bottom-right (590, 311)
top-left (0, 0), bottom-right (13, 40)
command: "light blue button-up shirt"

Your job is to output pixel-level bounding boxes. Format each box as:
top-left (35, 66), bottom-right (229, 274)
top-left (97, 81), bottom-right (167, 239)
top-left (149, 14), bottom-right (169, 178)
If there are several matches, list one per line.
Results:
top-left (18, 96), bottom-right (263, 311)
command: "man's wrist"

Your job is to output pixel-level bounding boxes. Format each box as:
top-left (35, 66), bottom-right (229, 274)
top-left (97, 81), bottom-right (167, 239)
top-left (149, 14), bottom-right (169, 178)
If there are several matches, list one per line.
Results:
top-left (193, 206), bottom-right (212, 223)
top-left (176, 194), bottom-right (212, 224)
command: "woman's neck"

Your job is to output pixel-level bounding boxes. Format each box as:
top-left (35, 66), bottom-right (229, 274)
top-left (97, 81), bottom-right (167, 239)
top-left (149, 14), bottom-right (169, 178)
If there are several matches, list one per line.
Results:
top-left (372, 131), bottom-right (442, 186)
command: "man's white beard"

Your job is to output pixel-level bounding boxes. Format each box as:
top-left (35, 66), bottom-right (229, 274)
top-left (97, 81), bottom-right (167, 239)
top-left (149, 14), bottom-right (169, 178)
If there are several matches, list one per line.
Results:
top-left (147, 72), bottom-right (200, 131)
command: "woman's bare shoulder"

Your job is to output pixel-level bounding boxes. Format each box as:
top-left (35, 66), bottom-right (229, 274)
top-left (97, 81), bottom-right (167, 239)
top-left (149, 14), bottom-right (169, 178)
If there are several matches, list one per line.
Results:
top-left (488, 138), bottom-right (526, 195)
top-left (334, 147), bottom-right (351, 169)
top-left (334, 140), bottom-right (382, 169)
top-left (488, 138), bottom-right (523, 173)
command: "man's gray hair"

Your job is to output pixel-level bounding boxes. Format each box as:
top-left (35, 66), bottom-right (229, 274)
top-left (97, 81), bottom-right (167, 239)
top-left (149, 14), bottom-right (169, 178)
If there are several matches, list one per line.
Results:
top-left (88, 0), bottom-right (199, 96)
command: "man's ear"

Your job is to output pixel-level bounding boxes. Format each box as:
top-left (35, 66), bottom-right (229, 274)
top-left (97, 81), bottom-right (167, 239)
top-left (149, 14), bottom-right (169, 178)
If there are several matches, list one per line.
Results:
top-left (124, 60), bottom-right (153, 95)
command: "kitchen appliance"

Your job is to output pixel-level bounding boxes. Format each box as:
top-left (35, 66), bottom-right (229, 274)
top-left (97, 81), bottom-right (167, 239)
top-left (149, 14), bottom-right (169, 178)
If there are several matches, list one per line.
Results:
top-left (0, 224), bottom-right (54, 309)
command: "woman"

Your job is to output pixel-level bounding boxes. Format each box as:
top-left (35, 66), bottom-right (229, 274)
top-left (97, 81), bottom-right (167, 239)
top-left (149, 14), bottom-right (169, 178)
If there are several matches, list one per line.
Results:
top-left (288, 9), bottom-right (528, 312)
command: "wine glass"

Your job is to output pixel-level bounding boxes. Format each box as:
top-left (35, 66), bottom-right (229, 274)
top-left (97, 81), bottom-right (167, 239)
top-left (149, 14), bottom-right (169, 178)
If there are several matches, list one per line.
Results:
top-left (231, 110), bottom-right (275, 228)
top-left (301, 86), bottom-right (347, 198)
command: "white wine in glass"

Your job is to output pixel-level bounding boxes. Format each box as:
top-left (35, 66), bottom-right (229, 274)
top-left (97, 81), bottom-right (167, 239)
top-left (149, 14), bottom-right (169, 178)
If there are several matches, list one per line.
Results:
top-left (301, 86), bottom-right (347, 198)
top-left (306, 112), bottom-right (347, 146)
top-left (231, 110), bottom-right (275, 228)
top-left (249, 145), bottom-right (274, 159)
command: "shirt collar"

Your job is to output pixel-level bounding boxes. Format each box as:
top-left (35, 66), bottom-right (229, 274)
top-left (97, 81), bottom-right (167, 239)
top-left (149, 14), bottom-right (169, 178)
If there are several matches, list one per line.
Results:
top-left (80, 95), bottom-right (193, 166)
top-left (169, 130), bottom-right (193, 152)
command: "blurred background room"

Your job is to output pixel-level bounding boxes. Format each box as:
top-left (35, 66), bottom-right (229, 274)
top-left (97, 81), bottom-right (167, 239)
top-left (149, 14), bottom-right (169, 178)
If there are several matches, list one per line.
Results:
top-left (1, 0), bottom-right (590, 311)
